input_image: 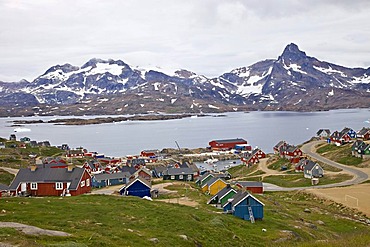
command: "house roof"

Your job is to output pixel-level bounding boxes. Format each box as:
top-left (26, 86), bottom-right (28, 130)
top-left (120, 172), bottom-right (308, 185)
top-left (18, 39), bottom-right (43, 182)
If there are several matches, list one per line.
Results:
top-left (120, 166), bottom-right (137, 175)
top-left (205, 177), bottom-right (226, 188)
top-left (197, 172), bottom-right (214, 183)
top-left (0, 183), bottom-right (9, 191)
top-left (316, 129), bottom-right (330, 135)
top-left (210, 138), bottom-right (247, 144)
top-left (163, 167), bottom-right (194, 176)
top-left (120, 177), bottom-right (151, 192)
top-left (207, 185), bottom-right (236, 204)
top-left (304, 161), bottom-right (320, 171)
top-left (235, 181), bottom-right (263, 188)
top-left (223, 190), bottom-right (265, 208)
top-left (358, 127), bottom-right (370, 136)
top-left (94, 172), bottom-right (131, 181)
top-left (273, 140), bottom-right (286, 149)
top-left (285, 145), bottom-right (299, 153)
top-left (9, 167), bottom-right (88, 191)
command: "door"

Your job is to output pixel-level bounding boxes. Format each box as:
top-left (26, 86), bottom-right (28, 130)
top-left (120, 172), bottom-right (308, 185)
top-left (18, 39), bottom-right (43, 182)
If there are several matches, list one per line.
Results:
top-left (21, 183), bottom-right (27, 192)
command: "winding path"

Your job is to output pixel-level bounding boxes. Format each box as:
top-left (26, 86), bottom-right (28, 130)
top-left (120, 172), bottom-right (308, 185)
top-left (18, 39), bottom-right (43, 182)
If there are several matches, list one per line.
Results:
top-left (264, 140), bottom-right (369, 191)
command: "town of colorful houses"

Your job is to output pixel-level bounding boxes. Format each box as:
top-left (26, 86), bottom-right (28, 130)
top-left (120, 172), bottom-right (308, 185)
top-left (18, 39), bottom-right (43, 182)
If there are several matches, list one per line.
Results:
top-left (1, 126), bottom-right (370, 222)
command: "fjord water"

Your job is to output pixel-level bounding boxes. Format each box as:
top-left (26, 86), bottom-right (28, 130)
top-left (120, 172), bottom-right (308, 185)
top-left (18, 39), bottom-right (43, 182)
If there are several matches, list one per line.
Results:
top-left (0, 109), bottom-right (369, 157)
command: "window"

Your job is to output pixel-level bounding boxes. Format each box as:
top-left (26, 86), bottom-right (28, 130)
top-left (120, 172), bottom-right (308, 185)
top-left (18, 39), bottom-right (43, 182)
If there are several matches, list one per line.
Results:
top-left (179, 175), bottom-right (183, 180)
top-left (55, 182), bottom-right (63, 190)
top-left (188, 175), bottom-right (192, 180)
top-left (86, 178), bottom-right (90, 187)
top-left (171, 175), bottom-right (175, 180)
top-left (81, 180), bottom-right (85, 187)
top-left (30, 182), bottom-right (37, 190)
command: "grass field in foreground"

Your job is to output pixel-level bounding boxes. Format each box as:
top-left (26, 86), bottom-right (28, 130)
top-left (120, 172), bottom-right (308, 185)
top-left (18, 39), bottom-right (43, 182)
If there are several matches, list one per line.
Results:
top-left (0, 188), bottom-right (369, 247)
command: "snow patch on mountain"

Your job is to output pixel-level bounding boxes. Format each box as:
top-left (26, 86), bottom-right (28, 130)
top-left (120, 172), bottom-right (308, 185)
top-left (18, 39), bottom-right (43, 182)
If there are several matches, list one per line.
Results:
top-left (314, 66), bottom-right (347, 77)
top-left (284, 63), bottom-right (307, 74)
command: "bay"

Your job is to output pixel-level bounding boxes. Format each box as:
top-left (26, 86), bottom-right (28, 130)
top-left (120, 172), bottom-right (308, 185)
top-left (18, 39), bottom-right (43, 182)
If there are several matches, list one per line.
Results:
top-left (0, 109), bottom-right (369, 157)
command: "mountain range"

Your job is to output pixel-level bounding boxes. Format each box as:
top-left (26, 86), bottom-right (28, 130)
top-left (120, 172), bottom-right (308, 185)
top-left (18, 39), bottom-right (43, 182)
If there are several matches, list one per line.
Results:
top-left (0, 43), bottom-right (369, 116)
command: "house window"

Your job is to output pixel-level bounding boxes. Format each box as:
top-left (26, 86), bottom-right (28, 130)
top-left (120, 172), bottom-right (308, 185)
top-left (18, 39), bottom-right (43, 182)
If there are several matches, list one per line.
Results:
top-left (30, 182), bottom-right (37, 190)
top-left (86, 178), bottom-right (90, 187)
top-left (81, 180), bottom-right (85, 187)
top-left (171, 175), bottom-right (175, 180)
top-left (179, 175), bottom-right (183, 180)
top-left (55, 182), bottom-right (63, 190)
top-left (187, 175), bottom-right (192, 180)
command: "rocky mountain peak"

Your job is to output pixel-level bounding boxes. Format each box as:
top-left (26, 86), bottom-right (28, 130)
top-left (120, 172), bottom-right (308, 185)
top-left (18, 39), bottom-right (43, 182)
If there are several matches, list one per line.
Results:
top-left (278, 43), bottom-right (307, 64)
top-left (43, 63), bottom-right (79, 75)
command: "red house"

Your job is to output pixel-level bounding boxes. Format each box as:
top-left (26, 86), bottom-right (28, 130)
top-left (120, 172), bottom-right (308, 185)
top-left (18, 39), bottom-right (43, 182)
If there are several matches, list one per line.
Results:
top-left (281, 145), bottom-right (303, 163)
top-left (209, 138), bottom-right (248, 151)
top-left (9, 166), bottom-right (91, 197)
top-left (330, 130), bottom-right (351, 146)
top-left (251, 148), bottom-right (266, 159)
top-left (141, 150), bottom-right (159, 158)
top-left (235, 181), bottom-right (263, 194)
top-left (241, 154), bottom-right (259, 166)
top-left (357, 127), bottom-right (370, 141)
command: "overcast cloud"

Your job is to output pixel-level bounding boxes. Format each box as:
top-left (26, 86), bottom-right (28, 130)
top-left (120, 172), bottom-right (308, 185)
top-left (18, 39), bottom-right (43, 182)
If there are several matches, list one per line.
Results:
top-left (0, 0), bottom-right (369, 81)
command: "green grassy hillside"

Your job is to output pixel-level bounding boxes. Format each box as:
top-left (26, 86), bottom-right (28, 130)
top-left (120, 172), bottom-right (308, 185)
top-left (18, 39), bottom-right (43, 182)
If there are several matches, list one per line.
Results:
top-left (0, 189), bottom-right (369, 247)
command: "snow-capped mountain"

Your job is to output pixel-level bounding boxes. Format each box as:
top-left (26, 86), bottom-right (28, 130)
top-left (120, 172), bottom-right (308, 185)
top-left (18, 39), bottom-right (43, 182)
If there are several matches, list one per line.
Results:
top-left (0, 43), bottom-right (369, 116)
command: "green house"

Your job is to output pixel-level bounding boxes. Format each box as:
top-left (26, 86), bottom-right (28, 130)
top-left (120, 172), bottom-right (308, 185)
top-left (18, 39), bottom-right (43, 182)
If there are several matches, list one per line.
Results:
top-left (207, 185), bottom-right (237, 205)
top-left (196, 172), bottom-right (214, 187)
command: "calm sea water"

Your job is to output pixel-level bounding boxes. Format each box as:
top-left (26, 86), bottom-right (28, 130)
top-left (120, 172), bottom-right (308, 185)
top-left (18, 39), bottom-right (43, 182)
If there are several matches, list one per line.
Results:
top-left (0, 109), bottom-right (369, 157)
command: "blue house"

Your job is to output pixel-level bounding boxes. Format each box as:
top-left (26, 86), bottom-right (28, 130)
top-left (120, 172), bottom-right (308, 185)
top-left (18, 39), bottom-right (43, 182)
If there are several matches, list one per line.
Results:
top-left (222, 191), bottom-right (264, 221)
top-left (92, 172), bottom-right (131, 188)
top-left (119, 177), bottom-right (151, 198)
top-left (341, 127), bottom-right (357, 139)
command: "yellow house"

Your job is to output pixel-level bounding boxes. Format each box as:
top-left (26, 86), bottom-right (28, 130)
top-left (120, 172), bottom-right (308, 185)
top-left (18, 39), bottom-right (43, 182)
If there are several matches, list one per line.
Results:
top-left (201, 177), bottom-right (228, 195)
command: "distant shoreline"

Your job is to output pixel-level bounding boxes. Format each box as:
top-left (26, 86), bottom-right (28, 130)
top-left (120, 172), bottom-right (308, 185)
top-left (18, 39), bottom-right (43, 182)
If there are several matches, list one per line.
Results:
top-left (10, 114), bottom-right (216, 126)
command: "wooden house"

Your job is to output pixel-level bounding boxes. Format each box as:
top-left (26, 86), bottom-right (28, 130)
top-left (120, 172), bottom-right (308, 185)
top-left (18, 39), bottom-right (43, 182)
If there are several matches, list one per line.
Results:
top-left (196, 172), bottom-right (215, 187)
top-left (330, 131), bottom-right (350, 146)
top-left (235, 181), bottom-right (263, 194)
top-left (119, 177), bottom-right (151, 198)
top-left (251, 148), bottom-right (266, 159)
top-left (8, 166), bottom-right (91, 197)
top-left (341, 127), bottom-right (357, 139)
top-left (83, 160), bottom-right (103, 174)
top-left (283, 145), bottom-right (303, 163)
top-left (20, 137), bottom-right (31, 143)
top-left (152, 166), bottom-right (167, 178)
top-left (201, 177), bottom-right (228, 195)
top-left (140, 149), bottom-right (160, 158)
top-left (316, 129), bottom-right (331, 138)
top-left (351, 140), bottom-right (366, 157)
top-left (0, 142), bottom-right (5, 149)
top-left (207, 184), bottom-right (237, 205)
top-left (92, 172), bottom-right (131, 188)
top-left (209, 138), bottom-right (248, 151)
top-left (357, 127), bottom-right (370, 140)
top-left (66, 149), bottom-right (85, 158)
top-left (359, 144), bottom-right (370, 159)
top-left (241, 153), bottom-right (259, 166)
top-left (304, 162), bottom-right (324, 179)
top-left (222, 191), bottom-right (264, 221)
top-left (133, 167), bottom-right (152, 182)
top-left (295, 159), bottom-right (313, 172)
top-left (273, 141), bottom-right (287, 154)
top-left (162, 167), bottom-right (194, 181)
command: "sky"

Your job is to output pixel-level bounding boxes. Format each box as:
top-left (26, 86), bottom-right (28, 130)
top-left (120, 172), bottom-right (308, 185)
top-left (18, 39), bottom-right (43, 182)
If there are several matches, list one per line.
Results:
top-left (0, 0), bottom-right (370, 82)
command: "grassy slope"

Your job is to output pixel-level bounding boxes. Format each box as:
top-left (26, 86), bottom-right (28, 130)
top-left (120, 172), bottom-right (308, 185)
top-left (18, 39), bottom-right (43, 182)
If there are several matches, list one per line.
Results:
top-left (316, 144), bottom-right (367, 167)
top-left (0, 190), bottom-right (370, 247)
